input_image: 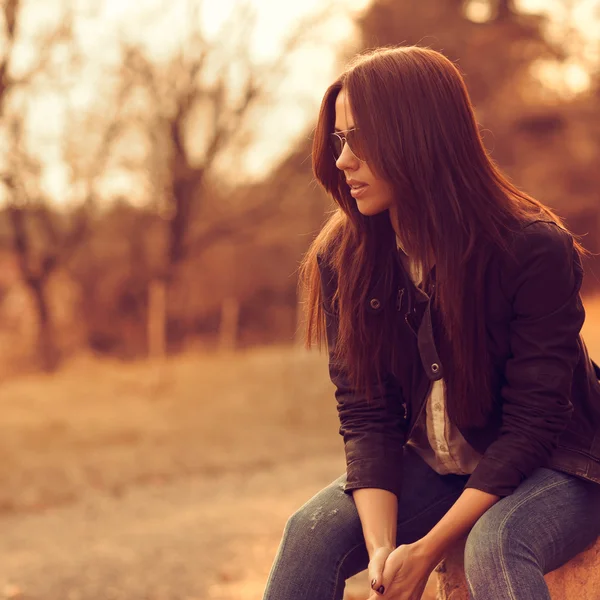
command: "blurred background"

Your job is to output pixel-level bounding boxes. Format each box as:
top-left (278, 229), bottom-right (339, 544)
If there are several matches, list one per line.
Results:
top-left (0, 0), bottom-right (599, 598)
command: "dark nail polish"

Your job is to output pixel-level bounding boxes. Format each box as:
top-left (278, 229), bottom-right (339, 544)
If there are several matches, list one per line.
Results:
top-left (377, 585), bottom-right (385, 594)
top-left (371, 578), bottom-right (377, 588)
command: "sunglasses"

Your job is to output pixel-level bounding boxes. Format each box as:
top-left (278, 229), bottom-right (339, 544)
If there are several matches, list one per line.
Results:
top-left (329, 128), bottom-right (367, 162)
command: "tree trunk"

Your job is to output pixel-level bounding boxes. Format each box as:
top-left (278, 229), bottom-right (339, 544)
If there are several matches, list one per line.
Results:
top-left (27, 277), bottom-right (59, 372)
top-left (218, 297), bottom-right (240, 352)
top-left (147, 278), bottom-right (167, 359)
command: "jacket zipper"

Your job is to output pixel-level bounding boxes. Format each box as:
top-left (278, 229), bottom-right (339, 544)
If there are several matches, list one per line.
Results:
top-left (400, 278), bottom-right (419, 337)
top-left (397, 275), bottom-right (431, 439)
top-left (405, 313), bottom-right (418, 337)
top-left (397, 287), bottom-right (404, 311)
top-left (406, 378), bottom-right (433, 441)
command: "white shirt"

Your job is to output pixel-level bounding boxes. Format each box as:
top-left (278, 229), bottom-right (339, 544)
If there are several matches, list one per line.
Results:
top-left (397, 240), bottom-right (482, 475)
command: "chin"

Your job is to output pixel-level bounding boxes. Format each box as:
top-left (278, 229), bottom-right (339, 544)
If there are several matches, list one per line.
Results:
top-left (356, 201), bottom-right (390, 217)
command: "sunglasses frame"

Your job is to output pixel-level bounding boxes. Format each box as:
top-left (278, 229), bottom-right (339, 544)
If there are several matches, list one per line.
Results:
top-left (329, 128), bottom-right (367, 162)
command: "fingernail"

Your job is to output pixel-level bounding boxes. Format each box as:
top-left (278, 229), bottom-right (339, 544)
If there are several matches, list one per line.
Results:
top-left (371, 578), bottom-right (377, 588)
top-left (377, 585), bottom-right (385, 594)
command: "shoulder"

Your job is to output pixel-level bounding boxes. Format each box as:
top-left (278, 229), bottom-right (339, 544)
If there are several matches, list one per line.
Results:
top-left (496, 219), bottom-right (577, 284)
top-left (500, 219), bottom-right (583, 310)
top-left (511, 219), bottom-right (575, 258)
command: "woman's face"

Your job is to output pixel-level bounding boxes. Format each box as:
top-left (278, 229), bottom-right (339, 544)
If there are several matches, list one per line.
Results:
top-left (334, 89), bottom-right (395, 216)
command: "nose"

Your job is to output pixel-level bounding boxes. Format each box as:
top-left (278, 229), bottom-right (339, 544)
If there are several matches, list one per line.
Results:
top-left (335, 141), bottom-right (359, 172)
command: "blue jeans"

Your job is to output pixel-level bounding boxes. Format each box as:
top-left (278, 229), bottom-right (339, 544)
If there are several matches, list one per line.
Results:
top-left (262, 447), bottom-right (600, 600)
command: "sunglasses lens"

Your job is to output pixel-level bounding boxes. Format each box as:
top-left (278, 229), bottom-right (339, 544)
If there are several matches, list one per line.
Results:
top-left (346, 130), bottom-right (365, 161)
top-left (329, 131), bottom-right (365, 161)
top-left (330, 133), bottom-right (343, 159)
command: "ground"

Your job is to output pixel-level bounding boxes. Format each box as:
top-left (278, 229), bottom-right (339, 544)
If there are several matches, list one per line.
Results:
top-left (0, 297), bottom-right (599, 599)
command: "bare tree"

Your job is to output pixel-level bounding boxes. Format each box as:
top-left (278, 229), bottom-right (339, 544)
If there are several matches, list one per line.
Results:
top-left (0, 0), bottom-right (69, 116)
top-left (116, 0), bottom-right (338, 355)
top-left (0, 0), bottom-right (126, 370)
top-left (0, 0), bottom-right (74, 368)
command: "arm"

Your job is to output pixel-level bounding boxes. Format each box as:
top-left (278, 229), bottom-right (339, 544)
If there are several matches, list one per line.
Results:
top-left (416, 488), bottom-right (499, 561)
top-left (353, 488), bottom-right (398, 559)
top-left (364, 223), bottom-right (585, 597)
top-left (367, 223), bottom-right (585, 597)
top-left (318, 255), bottom-right (407, 500)
top-left (364, 488), bottom-right (500, 598)
top-left (418, 222), bottom-right (584, 559)
top-left (465, 221), bottom-right (585, 497)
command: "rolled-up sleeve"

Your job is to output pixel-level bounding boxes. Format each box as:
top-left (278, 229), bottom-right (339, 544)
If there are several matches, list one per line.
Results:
top-left (318, 255), bottom-right (406, 498)
top-left (465, 222), bottom-right (585, 497)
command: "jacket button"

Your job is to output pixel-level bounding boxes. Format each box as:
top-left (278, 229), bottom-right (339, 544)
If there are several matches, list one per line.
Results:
top-left (431, 363), bottom-right (440, 373)
top-left (370, 298), bottom-right (381, 309)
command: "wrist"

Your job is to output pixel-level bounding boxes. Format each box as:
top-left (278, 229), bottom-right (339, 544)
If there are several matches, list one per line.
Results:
top-left (412, 534), bottom-right (448, 564)
top-left (367, 542), bottom-right (395, 561)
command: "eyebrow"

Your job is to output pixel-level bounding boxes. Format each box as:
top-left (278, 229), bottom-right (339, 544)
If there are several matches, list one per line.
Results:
top-left (333, 126), bottom-right (356, 133)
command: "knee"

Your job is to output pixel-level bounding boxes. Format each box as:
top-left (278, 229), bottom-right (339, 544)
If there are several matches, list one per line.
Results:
top-left (279, 495), bottom-right (362, 562)
top-left (464, 509), bottom-right (536, 586)
top-left (464, 511), bottom-right (508, 586)
top-left (284, 497), bottom-right (352, 542)
top-left (283, 503), bottom-right (325, 541)
top-left (264, 491), bottom-right (366, 598)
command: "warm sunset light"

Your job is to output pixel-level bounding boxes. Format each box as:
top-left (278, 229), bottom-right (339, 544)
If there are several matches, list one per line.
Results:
top-left (10, 0), bottom-right (599, 205)
top-left (1, 2), bottom-right (599, 599)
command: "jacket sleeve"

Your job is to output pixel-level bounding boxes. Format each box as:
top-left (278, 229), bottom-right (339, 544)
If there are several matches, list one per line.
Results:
top-left (318, 254), bottom-right (406, 499)
top-left (465, 221), bottom-right (585, 497)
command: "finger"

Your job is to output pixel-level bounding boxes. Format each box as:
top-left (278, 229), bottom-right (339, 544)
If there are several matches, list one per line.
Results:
top-left (376, 554), bottom-right (402, 594)
top-left (368, 567), bottom-right (383, 592)
top-left (368, 548), bottom-right (393, 592)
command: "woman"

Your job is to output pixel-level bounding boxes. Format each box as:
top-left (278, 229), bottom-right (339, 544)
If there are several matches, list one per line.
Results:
top-left (263, 46), bottom-right (600, 600)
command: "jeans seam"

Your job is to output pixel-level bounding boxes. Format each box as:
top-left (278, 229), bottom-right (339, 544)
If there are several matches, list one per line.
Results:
top-left (496, 478), bottom-right (571, 600)
top-left (332, 541), bottom-right (365, 600)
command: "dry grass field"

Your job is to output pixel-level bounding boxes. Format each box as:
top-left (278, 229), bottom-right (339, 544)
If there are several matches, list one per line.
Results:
top-left (0, 296), bottom-right (599, 599)
top-left (0, 346), bottom-right (339, 514)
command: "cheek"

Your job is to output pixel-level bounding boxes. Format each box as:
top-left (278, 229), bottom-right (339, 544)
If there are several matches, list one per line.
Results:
top-left (373, 181), bottom-right (394, 208)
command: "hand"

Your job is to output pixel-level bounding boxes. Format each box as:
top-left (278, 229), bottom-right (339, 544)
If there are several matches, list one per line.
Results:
top-left (367, 542), bottom-right (439, 600)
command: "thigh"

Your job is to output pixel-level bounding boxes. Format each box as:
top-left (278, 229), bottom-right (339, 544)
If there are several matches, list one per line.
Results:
top-left (467, 467), bottom-right (600, 574)
top-left (282, 446), bottom-right (466, 564)
top-left (263, 472), bottom-right (366, 600)
top-left (288, 446), bottom-right (467, 550)
top-left (264, 447), bottom-right (467, 600)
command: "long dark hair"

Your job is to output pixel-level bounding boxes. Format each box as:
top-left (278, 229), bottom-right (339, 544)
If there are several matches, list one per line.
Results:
top-left (299, 46), bottom-right (585, 428)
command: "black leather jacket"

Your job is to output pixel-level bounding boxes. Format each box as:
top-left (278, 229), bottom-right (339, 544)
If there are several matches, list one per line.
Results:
top-left (319, 220), bottom-right (600, 498)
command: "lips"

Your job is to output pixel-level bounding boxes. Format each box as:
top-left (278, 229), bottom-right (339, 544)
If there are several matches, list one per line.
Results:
top-left (346, 179), bottom-right (368, 189)
top-left (348, 181), bottom-right (369, 199)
